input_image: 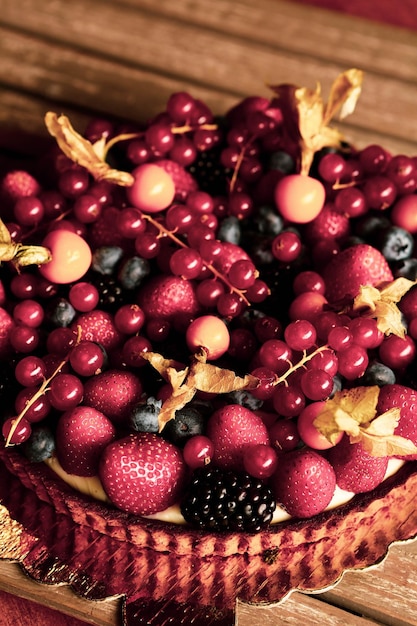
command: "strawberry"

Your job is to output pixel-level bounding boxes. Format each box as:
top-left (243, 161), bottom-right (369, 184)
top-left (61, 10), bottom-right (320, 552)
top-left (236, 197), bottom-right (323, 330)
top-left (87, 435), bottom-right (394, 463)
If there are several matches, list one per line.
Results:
top-left (99, 432), bottom-right (186, 515)
top-left (327, 435), bottom-right (388, 493)
top-left (137, 274), bottom-right (201, 322)
top-left (0, 307), bottom-right (14, 358)
top-left (1, 169), bottom-right (41, 202)
top-left (322, 243), bottom-right (393, 304)
top-left (83, 369), bottom-right (143, 425)
top-left (71, 310), bottom-right (123, 352)
top-left (270, 448), bottom-right (336, 518)
top-left (155, 158), bottom-right (198, 202)
top-left (88, 206), bottom-right (125, 249)
top-left (206, 404), bottom-right (270, 471)
top-left (55, 406), bottom-right (116, 476)
top-left (303, 203), bottom-right (350, 242)
top-left (377, 383), bottom-right (417, 461)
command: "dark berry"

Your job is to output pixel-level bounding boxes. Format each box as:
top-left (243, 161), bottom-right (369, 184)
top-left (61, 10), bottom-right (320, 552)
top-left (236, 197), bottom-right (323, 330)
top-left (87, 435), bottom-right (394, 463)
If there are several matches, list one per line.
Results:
top-left (46, 297), bottom-right (76, 327)
top-left (91, 274), bottom-right (128, 312)
top-left (23, 425), bottom-right (56, 462)
top-left (181, 466), bottom-right (276, 532)
top-left (162, 407), bottom-right (205, 447)
top-left (118, 256), bottom-right (151, 290)
top-left (252, 204), bottom-right (284, 236)
top-left (130, 397), bottom-right (162, 433)
top-left (360, 361), bottom-right (396, 387)
top-left (92, 246), bottom-right (124, 275)
top-left (187, 147), bottom-right (230, 196)
top-left (374, 226), bottom-right (414, 262)
top-left (268, 150), bottom-right (295, 174)
top-left (393, 258), bottom-right (417, 280)
top-left (225, 389), bottom-right (263, 412)
top-left (217, 216), bottom-right (241, 245)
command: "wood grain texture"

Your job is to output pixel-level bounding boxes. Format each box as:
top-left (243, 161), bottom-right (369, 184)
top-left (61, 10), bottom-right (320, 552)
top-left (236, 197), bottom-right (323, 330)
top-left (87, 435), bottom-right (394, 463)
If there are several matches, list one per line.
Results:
top-left (0, 0), bottom-right (417, 154)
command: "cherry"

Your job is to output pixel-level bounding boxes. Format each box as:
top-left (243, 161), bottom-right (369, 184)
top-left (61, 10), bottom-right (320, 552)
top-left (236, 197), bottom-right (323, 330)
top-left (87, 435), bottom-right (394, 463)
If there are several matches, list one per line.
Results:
top-left (183, 435), bottom-right (214, 469)
top-left (271, 230), bottom-right (302, 263)
top-left (284, 319), bottom-right (317, 352)
top-left (13, 299), bottom-right (44, 327)
top-left (378, 334), bottom-right (416, 370)
top-left (297, 402), bottom-right (343, 450)
top-left (243, 443), bottom-right (278, 479)
top-left (2, 417), bottom-right (32, 444)
top-left (69, 282), bottom-right (100, 312)
top-left (127, 163), bottom-right (176, 213)
top-left (15, 387), bottom-right (51, 422)
top-left (15, 355), bottom-right (46, 387)
top-left (39, 230), bottom-right (92, 284)
top-left (268, 419), bottom-right (300, 452)
top-left (69, 341), bottom-right (105, 377)
top-left (49, 373), bottom-right (84, 411)
top-left (186, 315), bottom-right (230, 360)
top-left (274, 174), bottom-right (325, 223)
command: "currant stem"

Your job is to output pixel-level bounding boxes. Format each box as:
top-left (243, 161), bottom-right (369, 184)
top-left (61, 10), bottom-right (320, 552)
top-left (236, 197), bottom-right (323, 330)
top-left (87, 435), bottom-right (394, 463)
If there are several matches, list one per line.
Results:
top-left (273, 344), bottom-right (330, 387)
top-left (141, 214), bottom-right (251, 305)
top-left (5, 327), bottom-right (82, 447)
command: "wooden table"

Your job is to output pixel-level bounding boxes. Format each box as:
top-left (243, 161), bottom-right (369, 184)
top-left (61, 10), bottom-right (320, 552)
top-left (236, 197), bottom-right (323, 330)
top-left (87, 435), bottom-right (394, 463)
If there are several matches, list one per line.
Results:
top-left (1, 1), bottom-right (417, 624)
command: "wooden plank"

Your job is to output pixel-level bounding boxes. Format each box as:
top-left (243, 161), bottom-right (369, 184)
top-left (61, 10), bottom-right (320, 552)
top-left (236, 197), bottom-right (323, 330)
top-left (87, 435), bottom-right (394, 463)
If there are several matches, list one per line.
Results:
top-left (320, 539), bottom-right (417, 626)
top-left (0, 561), bottom-right (120, 626)
top-left (0, 1), bottom-right (417, 153)
top-left (237, 592), bottom-right (382, 625)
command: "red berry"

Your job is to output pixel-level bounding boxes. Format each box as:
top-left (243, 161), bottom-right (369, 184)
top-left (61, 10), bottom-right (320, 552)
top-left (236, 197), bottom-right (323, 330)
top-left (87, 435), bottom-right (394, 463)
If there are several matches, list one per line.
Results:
top-left (206, 404), bottom-right (270, 471)
top-left (99, 432), bottom-right (186, 515)
top-left (56, 406), bottom-right (116, 476)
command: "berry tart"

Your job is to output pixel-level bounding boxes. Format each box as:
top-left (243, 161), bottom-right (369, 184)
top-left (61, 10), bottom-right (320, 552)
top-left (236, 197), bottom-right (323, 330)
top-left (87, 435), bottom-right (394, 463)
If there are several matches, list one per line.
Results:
top-left (1, 69), bottom-right (417, 625)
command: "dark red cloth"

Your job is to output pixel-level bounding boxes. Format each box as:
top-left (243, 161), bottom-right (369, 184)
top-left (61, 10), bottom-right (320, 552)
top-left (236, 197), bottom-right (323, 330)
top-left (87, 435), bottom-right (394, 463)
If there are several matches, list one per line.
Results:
top-left (295, 0), bottom-right (417, 31)
top-left (0, 591), bottom-right (94, 626)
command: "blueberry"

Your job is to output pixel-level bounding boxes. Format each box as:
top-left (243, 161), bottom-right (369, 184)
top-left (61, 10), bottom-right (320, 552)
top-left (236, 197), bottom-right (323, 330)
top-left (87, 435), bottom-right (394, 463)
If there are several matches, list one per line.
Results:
top-left (118, 256), bottom-right (151, 290)
top-left (225, 390), bottom-right (263, 411)
top-left (393, 258), bottom-right (417, 280)
top-left (46, 297), bottom-right (76, 327)
top-left (130, 397), bottom-right (162, 433)
top-left (268, 151), bottom-right (295, 174)
top-left (217, 216), bottom-right (241, 244)
top-left (162, 407), bottom-right (205, 447)
top-left (361, 361), bottom-right (396, 387)
top-left (375, 226), bottom-right (414, 262)
top-left (354, 214), bottom-right (391, 242)
top-left (252, 205), bottom-right (284, 236)
top-left (23, 426), bottom-right (56, 462)
top-left (92, 246), bottom-right (124, 275)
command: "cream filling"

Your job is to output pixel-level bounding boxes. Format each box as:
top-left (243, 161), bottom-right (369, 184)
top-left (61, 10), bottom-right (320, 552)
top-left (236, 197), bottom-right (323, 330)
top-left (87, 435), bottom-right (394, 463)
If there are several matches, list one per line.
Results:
top-left (44, 456), bottom-right (405, 526)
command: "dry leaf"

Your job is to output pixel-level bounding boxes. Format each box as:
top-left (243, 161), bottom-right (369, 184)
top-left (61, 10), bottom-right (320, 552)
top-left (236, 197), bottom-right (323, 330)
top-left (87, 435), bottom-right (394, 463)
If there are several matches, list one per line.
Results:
top-left (45, 112), bottom-right (134, 186)
top-left (0, 219), bottom-right (51, 268)
top-left (270, 69), bottom-right (363, 174)
top-left (142, 350), bottom-right (259, 430)
top-left (314, 386), bottom-right (417, 457)
top-left (352, 278), bottom-right (416, 337)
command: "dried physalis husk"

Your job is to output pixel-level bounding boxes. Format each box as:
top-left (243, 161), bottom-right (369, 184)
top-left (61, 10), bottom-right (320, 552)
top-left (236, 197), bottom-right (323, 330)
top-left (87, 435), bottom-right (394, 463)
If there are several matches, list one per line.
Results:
top-left (142, 350), bottom-right (259, 430)
top-left (0, 218), bottom-right (51, 269)
top-left (44, 112), bottom-right (135, 186)
top-left (352, 277), bottom-right (416, 338)
top-left (270, 68), bottom-right (364, 174)
top-left (314, 386), bottom-right (417, 457)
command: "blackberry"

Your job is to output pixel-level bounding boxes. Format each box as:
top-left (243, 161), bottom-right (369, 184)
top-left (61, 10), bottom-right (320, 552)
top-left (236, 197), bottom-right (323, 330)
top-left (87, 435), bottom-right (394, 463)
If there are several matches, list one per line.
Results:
top-left (181, 466), bottom-right (276, 533)
top-left (187, 147), bottom-right (231, 196)
top-left (91, 274), bottom-right (128, 312)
